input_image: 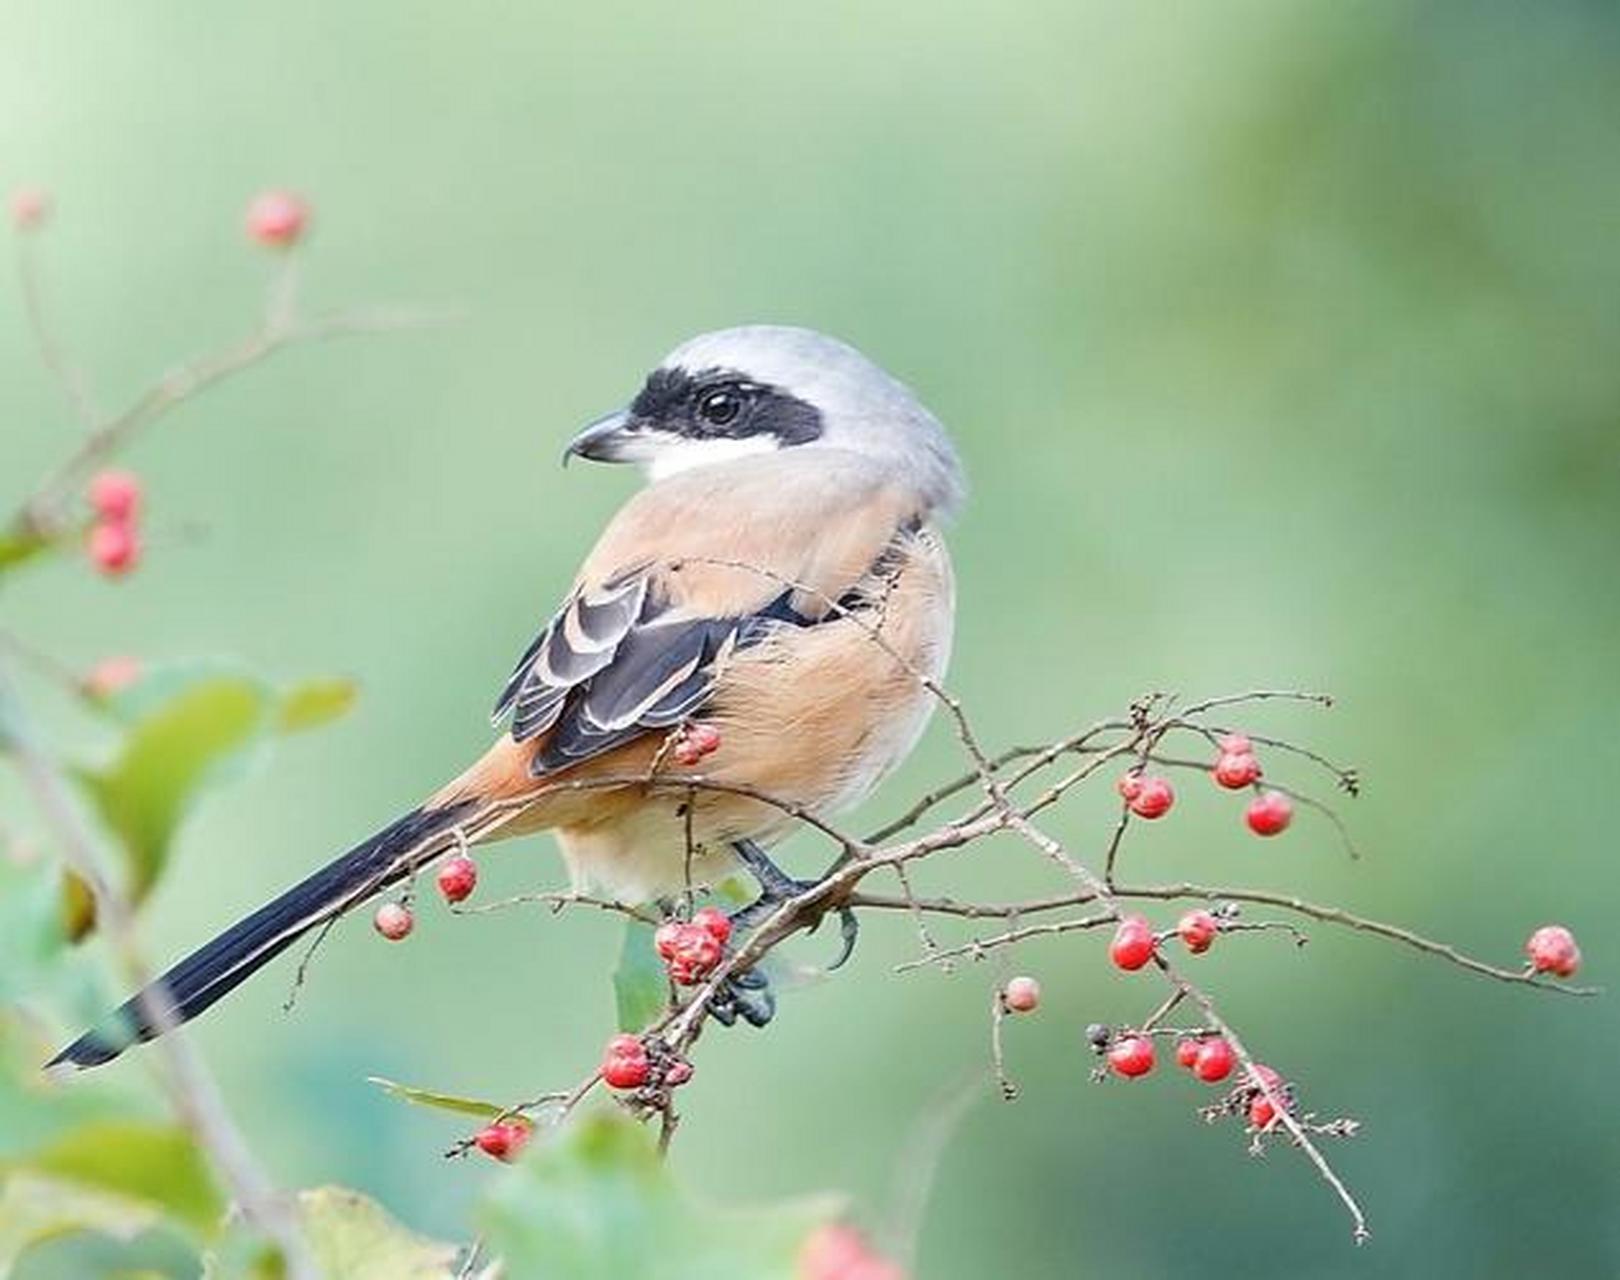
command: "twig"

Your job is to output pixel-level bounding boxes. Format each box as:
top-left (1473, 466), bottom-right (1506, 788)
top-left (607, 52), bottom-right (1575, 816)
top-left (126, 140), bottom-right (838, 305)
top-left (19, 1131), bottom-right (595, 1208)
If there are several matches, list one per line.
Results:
top-left (15, 236), bottom-right (101, 429)
top-left (16, 302), bottom-right (453, 533)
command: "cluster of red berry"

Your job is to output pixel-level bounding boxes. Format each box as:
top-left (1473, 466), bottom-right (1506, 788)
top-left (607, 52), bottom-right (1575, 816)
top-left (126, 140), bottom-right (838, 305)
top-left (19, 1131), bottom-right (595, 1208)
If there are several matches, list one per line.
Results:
top-left (669, 721), bottom-right (722, 768)
top-left (1107, 907), bottom-right (1227, 972)
top-left (370, 852), bottom-right (481, 942)
top-left (85, 471), bottom-right (142, 578)
top-left (1116, 734), bottom-right (1293, 836)
top-left (1086, 1019), bottom-right (1284, 1123)
top-left (653, 907), bottom-right (731, 984)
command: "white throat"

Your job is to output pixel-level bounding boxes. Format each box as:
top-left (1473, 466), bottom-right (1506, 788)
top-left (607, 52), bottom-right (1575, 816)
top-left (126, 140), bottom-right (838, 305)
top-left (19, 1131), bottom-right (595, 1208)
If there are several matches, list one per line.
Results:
top-left (640, 434), bottom-right (782, 483)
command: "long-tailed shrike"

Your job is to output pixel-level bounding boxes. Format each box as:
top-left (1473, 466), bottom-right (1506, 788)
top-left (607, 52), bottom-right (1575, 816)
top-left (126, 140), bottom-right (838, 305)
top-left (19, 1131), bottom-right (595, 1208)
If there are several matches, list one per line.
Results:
top-left (52, 325), bottom-right (963, 1069)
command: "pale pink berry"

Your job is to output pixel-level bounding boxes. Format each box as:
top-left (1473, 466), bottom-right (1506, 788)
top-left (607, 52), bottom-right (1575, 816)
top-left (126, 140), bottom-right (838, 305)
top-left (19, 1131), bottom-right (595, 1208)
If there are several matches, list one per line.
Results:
top-left (245, 190), bottom-right (310, 247)
top-left (1002, 976), bottom-right (1041, 1013)
top-left (373, 901), bottom-right (413, 940)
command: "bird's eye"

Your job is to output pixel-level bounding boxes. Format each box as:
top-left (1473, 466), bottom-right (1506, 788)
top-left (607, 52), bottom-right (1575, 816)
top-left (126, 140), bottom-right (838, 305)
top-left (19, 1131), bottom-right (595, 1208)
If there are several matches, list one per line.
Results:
top-left (696, 387), bottom-right (742, 427)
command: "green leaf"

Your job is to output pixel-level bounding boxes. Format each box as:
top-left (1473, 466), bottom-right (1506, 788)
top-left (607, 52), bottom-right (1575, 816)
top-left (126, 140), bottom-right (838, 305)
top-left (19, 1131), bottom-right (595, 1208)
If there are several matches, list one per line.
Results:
top-left (299, 1186), bottom-right (458, 1279)
top-left (77, 677), bottom-right (270, 904)
top-left (275, 678), bottom-right (358, 734)
top-left (480, 1112), bottom-right (836, 1280)
top-left (366, 1077), bottom-right (505, 1121)
top-left (611, 920), bottom-right (667, 1033)
top-left (0, 1017), bottom-right (150, 1163)
top-left (0, 1169), bottom-right (162, 1275)
top-left (8, 1121), bottom-right (222, 1237)
top-left (0, 526), bottom-right (55, 578)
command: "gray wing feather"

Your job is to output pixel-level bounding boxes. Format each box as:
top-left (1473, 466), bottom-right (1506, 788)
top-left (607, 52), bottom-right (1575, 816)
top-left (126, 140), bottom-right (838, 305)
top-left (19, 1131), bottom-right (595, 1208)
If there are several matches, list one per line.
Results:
top-left (493, 571), bottom-right (765, 772)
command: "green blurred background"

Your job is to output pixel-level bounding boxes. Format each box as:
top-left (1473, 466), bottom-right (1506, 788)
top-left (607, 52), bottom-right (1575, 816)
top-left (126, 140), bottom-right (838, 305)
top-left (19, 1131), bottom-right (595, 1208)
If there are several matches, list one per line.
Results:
top-left (4, 1), bottom-right (1617, 1274)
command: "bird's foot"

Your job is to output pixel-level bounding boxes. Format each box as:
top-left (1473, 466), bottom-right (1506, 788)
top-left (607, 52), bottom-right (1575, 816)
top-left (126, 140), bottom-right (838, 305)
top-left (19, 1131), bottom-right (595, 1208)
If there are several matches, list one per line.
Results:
top-left (727, 838), bottom-right (861, 972)
top-left (706, 966), bottom-right (776, 1028)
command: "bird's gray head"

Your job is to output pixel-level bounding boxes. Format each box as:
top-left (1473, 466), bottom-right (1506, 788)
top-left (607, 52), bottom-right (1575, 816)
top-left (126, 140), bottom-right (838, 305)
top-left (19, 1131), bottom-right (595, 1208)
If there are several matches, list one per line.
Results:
top-left (565, 325), bottom-right (964, 515)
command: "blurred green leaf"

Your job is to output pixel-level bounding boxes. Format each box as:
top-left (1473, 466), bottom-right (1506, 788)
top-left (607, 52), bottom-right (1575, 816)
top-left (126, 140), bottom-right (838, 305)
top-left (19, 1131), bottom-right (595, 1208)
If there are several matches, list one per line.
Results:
top-left (0, 1170), bottom-right (161, 1276)
top-left (200, 1237), bottom-right (285, 1280)
top-left (298, 1186), bottom-right (458, 1279)
top-left (0, 526), bottom-right (55, 578)
top-left (9, 1121), bottom-right (222, 1237)
top-left (275, 678), bottom-right (358, 734)
top-left (366, 1077), bottom-right (505, 1121)
top-left (611, 920), bottom-right (666, 1034)
top-left (0, 1018), bottom-right (150, 1163)
top-left (76, 677), bottom-right (268, 906)
top-left (480, 1112), bottom-right (835, 1280)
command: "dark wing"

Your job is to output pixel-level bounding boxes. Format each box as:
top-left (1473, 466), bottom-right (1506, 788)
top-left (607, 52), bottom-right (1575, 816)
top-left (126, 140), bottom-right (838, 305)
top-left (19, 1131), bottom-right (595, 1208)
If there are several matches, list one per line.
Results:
top-left (492, 573), bottom-right (651, 743)
top-left (493, 571), bottom-right (799, 775)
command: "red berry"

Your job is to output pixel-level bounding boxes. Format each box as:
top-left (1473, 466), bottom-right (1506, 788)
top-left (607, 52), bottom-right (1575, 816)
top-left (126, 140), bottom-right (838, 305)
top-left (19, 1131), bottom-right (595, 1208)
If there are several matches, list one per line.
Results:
top-left (1212, 751), bottom-right (1262, 790)
top-left (1002, 976), bottom-right (1041, 1013)
top-left (663, 1059), bottom-right (694, 1087)
top-left (691, 905), bottom-right (732, 946)
top-left (1247, 1062), bottom-right (1283, 1092)
top-left (664, 923), bottom-right (722, 984)
top-left (798, 1224), bottom-right (904, 1280)
top-left (1115, 772), bottom-right (1144, 802)
top-left (373, 901), bottom-right (413, 940)
top-left (435, 854), bottom-right (478, 904)
top-left (82, 655), bottom-right (141, 698)
top-left (87, 521), bottom-right (140, 577)
top-left (671, 740), bottom-right (704, 767)
top-left (1245, 790), bottom-right (1293, 836)
top-left (654, 921), bottom-right (683, 959)
top-left (1126, 775), bottom-right (1174, 820)
top-left (87, 470), bottom-right (142, 522)
top-left (687, 723), bottom-right (721, 756)
top-left (1245, 1062), bottom-right (1286, 1127)
top-left (671, 722), bottom-right (722, 767)
top-left (1192, 1037), bottom-right (1234, 1083)
top-left (9, 185), bottom-right (50, 231)
top-left (1176, 909), bottom-right (1218, 955)
top-left (601, 1033), bottom-right (650, 1089)
top-left (1109, 916), bottom-right (1156, 972)
top-left (1217, 733), bottom-right (1253, 756)
top-left (1525, 925), bottom-right (1580, 978)
top-left (1175, 1038), bottom-right (1201, 1069)
top-left (245, 190), bottom-right (310, 247)
top-left (1107, 1035), bottom-right (1155, 1078)
top-left (474, 1121), bottom-right (529, 1162)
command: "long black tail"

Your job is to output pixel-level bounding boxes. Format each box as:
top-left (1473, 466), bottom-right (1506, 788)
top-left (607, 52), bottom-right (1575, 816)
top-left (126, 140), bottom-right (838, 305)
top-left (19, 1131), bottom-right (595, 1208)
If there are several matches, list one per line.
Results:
top-left (47, 801), bottom-right (473, 1072)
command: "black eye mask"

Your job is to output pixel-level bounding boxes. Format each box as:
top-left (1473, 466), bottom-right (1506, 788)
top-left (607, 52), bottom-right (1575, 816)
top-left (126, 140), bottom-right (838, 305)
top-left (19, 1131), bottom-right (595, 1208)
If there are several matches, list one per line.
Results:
top-left (630, 366), bottom-right (823, 446)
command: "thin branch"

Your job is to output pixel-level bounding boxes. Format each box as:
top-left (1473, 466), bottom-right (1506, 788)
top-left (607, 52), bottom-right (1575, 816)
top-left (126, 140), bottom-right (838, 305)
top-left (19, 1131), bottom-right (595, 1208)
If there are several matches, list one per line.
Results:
top-left (1115, 882), bottom-right (1598, 996)
top-left (1155, 955), bottom-right (1369, 1243)
top-left (15, 237), bottom-right (101, 429)
top-left (17, 302), bottom-right (453, 533)
top-left (894, 911), bottom-right (1116, 973)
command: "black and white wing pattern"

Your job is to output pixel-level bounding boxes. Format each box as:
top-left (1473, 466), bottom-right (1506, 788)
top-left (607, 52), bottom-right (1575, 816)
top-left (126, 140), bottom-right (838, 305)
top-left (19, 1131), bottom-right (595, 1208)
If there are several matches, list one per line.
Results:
top-left (493, 570), bottom-right (786, 774)
top-left (492, 573), bottom-right (651, 744)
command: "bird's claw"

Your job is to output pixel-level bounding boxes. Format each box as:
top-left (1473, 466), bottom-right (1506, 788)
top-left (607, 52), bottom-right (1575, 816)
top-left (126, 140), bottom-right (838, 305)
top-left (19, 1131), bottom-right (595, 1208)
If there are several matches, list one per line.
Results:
top-left (707, 972), bottom-right (776, 1028)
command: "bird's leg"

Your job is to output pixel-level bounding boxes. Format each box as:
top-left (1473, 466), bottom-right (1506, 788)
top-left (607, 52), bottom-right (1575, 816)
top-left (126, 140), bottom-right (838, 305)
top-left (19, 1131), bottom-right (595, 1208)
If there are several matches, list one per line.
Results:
top-left (727, 838), bottom-right (861, 971)
top-left (705, 840), bottom-right (861, 1029)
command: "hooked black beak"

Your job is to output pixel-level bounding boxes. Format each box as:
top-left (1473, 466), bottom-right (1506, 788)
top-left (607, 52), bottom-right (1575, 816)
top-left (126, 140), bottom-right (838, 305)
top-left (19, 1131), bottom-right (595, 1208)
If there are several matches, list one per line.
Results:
top-left (562, 409), bottom-right (633, 466)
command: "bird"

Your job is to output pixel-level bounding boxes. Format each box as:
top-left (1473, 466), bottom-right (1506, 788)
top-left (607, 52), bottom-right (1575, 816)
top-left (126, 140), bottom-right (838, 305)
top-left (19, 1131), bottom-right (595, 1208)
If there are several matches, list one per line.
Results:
top-left (49, 324), bottom-right (964, 1070)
